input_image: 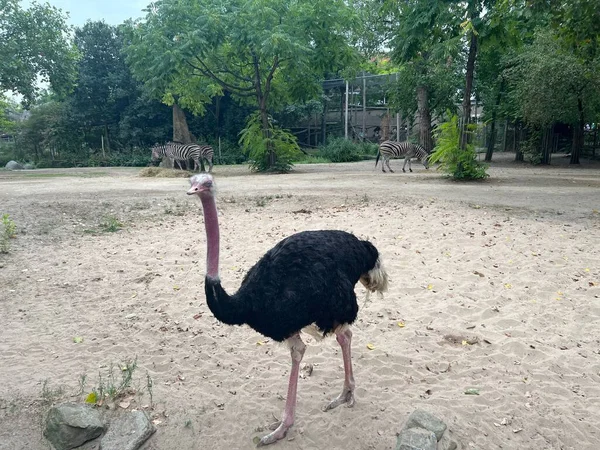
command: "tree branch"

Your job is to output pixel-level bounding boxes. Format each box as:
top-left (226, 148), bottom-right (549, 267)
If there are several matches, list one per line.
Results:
top-left (186, 59), bottom-right (255, 96)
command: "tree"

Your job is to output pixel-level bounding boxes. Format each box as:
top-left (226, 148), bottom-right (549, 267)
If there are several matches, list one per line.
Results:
top-left (125, 0), bottom-right (359, 171)
top-left (504, 30), bottom-right (600, 163)
top-left (71, 21), bottom-right (135, 153)
top-left (0, 0), bottom-right (77, 105)
top-left (384, 0), bottom-right (461, 151)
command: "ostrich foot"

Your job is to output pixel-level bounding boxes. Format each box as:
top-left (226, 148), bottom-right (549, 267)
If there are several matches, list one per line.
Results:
top-left (323, 386), bottom-right (355, 411)
top-left (257, 421), bottom-right (292, 447)
top-left (409, 168), bottom-right (413, 172)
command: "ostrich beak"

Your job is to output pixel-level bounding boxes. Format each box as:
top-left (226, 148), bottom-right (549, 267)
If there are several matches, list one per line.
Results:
top-left (187, 174), bottom-right (215, 195)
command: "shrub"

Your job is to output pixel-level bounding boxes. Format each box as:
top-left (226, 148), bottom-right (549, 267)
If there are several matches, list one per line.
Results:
top-left (430, 114), bottom-right (489, 180)
top-left (239, 112), bottom-right (301, 173)
top-left (318, 137), bottom-right (373, 163)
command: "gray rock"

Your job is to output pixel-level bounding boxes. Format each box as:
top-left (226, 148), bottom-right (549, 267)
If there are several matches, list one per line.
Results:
top-left (395, 428), bottom-right (437, 450)
top-left (5, 160), bottom-right (24, 170)
top-left (402, 409), bottom-right (447, 441)
top-left (44, 403), bottom-right (104, 450)
top-left (100, 410), bottom-right (155, 450)
top-left (439, 433), bottom-right (459, 450)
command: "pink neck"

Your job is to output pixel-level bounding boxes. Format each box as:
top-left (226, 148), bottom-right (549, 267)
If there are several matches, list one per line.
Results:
top-left (201, 193), bottom-right (220, 279)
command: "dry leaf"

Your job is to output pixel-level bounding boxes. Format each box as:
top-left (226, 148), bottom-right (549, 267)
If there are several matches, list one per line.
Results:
top-left (119, 399), bottom-right (131, 409)
top-left (427, 284), bottom-right (433, 290)
top-left (397, 322), bottom-right (406, 328)
top-left (366, 343), bottom-right (375, 350)
top-left (173, 286), bottom-right (180, 291)
top-left (256, 341), bottom-right (265, 346)
top-left (504, 283), bottom-right (512, 289)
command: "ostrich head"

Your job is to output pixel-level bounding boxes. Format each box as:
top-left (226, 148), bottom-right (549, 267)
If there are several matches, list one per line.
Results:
top-left (187, 173), bottom-right (216, 197)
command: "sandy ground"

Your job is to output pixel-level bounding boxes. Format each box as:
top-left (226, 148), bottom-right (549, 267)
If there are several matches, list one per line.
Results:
top-left (1, 153), bottom-right (599, 450)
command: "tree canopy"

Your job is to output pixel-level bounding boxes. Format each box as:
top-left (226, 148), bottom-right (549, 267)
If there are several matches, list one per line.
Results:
top-left (2, 0), bottom-right (600, 171)
top-left (0, 0), bottom-right (78, 105)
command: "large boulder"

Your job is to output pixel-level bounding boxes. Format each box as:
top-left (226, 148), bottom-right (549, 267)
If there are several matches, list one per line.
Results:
top-left (5, 160), bottom-right (24, 170)
top-left (44, 403), bottom-right (104, 450)
top-left (395, 428), bottom-right (437, 450)
top-left (99, 410), bottom-right (155, 450)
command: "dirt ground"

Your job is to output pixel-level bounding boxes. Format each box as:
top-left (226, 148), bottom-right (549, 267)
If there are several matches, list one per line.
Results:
top-left (1, 153), bottom-right (599, 450)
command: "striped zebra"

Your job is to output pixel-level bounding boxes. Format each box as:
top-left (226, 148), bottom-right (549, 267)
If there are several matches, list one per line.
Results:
top-left (151, 142), bottom-right (214, 172)
top-left (375, 141), bottom-right (430, 173)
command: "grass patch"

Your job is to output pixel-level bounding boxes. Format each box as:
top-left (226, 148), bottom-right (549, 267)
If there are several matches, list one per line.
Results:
top-left (1, 214), bottom-right (16, 254)
top-left (85, 359), bottom-right (142, 406)
top-left (293, 154), bottom-right (331, 164)
top-left (41, 379), bottom-right (64, 406)
top-left (138, 167), bottom-right (193, 178)
top-left (100, 216), bottom-right (122, 233)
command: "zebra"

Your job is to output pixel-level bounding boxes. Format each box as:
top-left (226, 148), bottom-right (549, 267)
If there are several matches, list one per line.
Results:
top-left (375, 140), bottom-right (430, 173)
top-left (151, 142), bottom-right (214, 172)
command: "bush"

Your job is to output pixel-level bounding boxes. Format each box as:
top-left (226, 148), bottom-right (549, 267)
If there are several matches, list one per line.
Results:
top-left (318, 137), bottom-right (376, 162)
top-left (239, 112), bottom-right (301, 173)
top-left (209, 138), bottom-right (246, 165)
top-left (430, 114), bottom-right (489, 180)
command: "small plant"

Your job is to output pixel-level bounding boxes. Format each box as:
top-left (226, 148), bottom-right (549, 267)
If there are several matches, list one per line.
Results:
top-left (100, 216), bottom-right (122, 232)
top-left (255, 195), bottom-right (273, 207)
top-left (429, 114), bottom-right (489, 180)
top-left (86, 358), bottom-right (139, 406)
top-left (146, 371), bottom-right (154, 409)
top-left (41, 379), bottom-right (64, 405)
top-left (1, 214), bottom-right (16, 253)
top-left (239, 112), bottom-right (302, 173)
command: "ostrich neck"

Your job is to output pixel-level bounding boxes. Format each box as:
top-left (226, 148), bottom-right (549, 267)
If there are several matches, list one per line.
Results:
top-left (201, 193), bottom-right (220, 279)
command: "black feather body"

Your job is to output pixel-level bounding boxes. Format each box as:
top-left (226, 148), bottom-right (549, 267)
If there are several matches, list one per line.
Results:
top-left (204, 230), bottom-right (380, 342)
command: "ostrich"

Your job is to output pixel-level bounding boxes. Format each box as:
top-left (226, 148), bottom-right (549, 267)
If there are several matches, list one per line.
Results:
top-left (187, 173), bottom-right (388, 446)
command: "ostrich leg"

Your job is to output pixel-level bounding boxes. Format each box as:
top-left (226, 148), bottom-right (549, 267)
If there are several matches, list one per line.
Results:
top-left (257, 334), bottom-right (306, 447)
top-left (324, 326), bottom-right (355, 411)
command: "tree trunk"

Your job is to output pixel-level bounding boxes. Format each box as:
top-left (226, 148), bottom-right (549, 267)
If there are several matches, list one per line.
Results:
top-left (104, 125), bottom-right (110, 154)
top-left (259, 99), bottom-right (275, 168)
top-left (515, 123), bottom-right (524, 162)
top-left (168, 103), bottom-right (194, 170)
top-left (485, 119), bottom-right (496, 162)
top-left (570, 97), bottom-right (584, 164)
top-left (460, 29), bottom-right (478, 150)
top-left (417, 85), bottom-right (432, 151)
top-left (541, 126), bottom-right (551, 165)
top-left (322, 89), bottom-right (328, 146)
top-left (502, 120), bottom-right (509, 152)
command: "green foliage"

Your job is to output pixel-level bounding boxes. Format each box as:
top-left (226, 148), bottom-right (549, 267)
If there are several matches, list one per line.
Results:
top-left (430, 115), bottom-right (488, 180)
top-left (239, 112), bottom-right (302, 173)
top-left (505, 30), bottom-right (600, 127)
top-left (211, 138), bottom-right (246, 165)
top-left (0, 0), bottom-right (78, 105)
top-left (87, 359), bottom-right (139, 405)
top-left (125, 0), bottom-right (360, 170)
top-left (318, 137), bottom-right (376, 163)
top-left (100, 216), bottom-right (122, 233)
top-left (1, 213), bottom-right (16, 254)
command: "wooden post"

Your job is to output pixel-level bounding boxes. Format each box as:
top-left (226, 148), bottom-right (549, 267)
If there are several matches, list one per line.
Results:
top-left (344, 80), bottom-right (349, 140)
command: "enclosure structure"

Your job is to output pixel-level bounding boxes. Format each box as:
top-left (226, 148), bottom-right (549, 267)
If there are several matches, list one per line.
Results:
top-left (290, 73), bottom-right (410, 148)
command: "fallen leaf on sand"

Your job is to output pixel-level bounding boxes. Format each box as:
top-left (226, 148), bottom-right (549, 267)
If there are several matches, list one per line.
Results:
top-left (397, 322), bottom-right (405, 328)
top-left (366, 343), bottom-right (375, 350)
top-left (464, 388), bottom-right (480, 395)
top-left (73, 336), bottom-right (84, 344)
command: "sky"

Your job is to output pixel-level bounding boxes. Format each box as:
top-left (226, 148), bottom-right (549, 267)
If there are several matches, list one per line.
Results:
top-left (23, 0), bottom-right (148, 26)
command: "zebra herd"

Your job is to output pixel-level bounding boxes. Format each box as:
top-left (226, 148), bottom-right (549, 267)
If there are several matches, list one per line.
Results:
top-left (151, 142), bottom-right (214, 172)
top-left (151, 139), bottom-right (429, 174)
top-left (376, 140), bottom-right (430, 173)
